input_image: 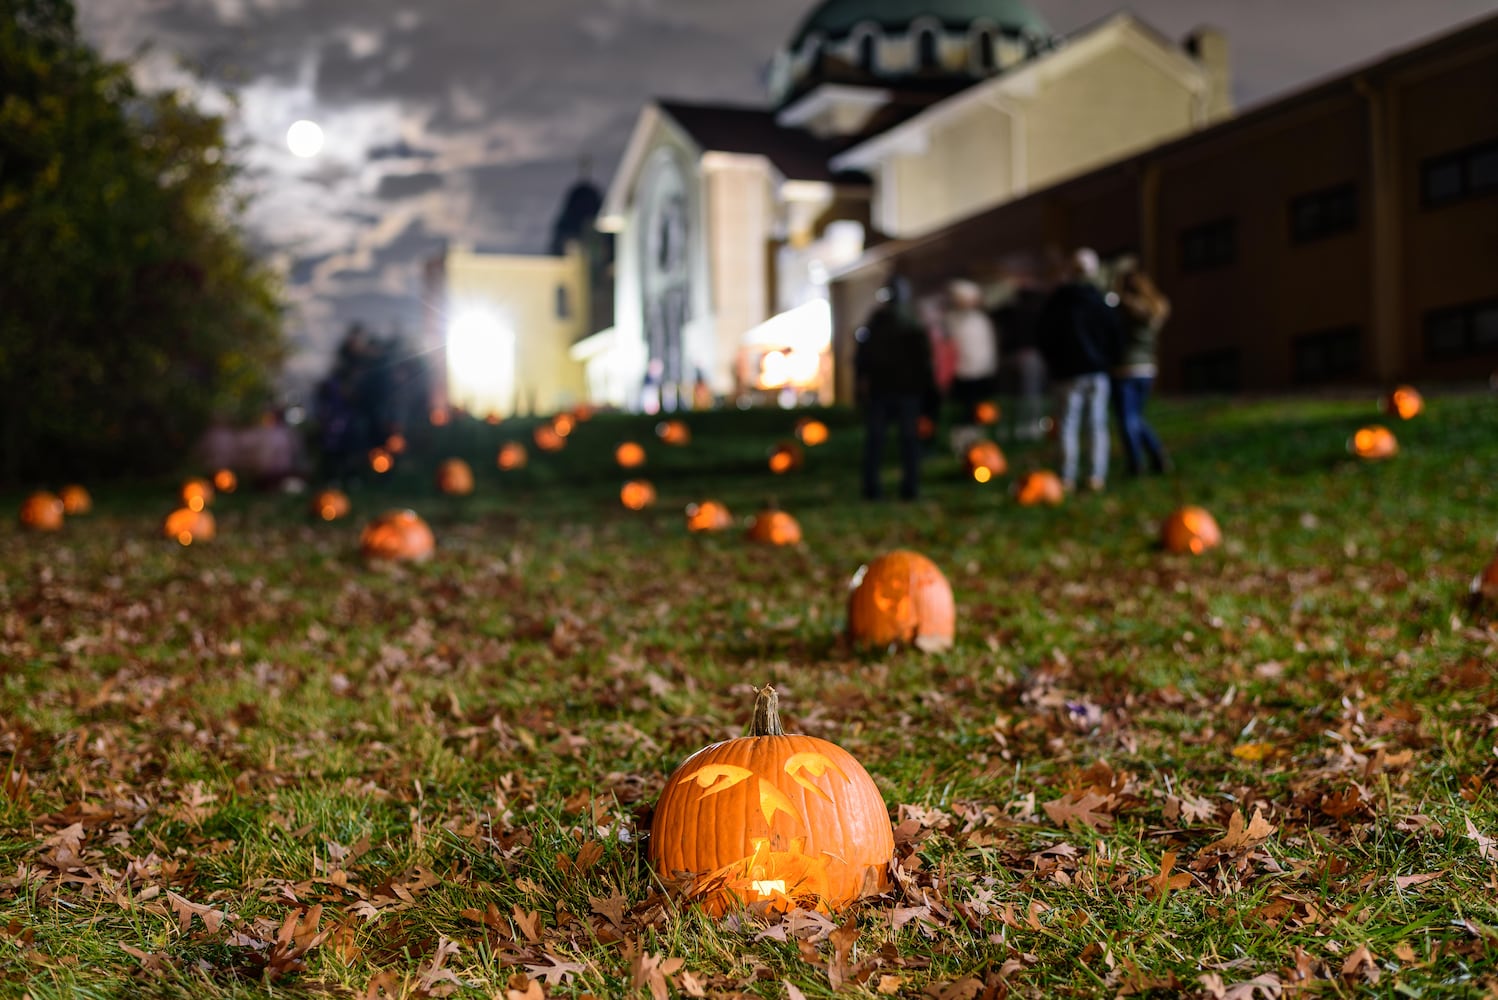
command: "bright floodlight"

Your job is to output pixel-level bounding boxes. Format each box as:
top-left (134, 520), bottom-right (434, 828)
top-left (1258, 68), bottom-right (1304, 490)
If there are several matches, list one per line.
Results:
top-left (286, 120), bottom-right (324, 158)
top-left (447, 310), bottom-right (516, 417)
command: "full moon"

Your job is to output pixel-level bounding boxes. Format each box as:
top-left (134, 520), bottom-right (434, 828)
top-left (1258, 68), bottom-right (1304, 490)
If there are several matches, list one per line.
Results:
top-left (286, 120), bottom-right (324, 158)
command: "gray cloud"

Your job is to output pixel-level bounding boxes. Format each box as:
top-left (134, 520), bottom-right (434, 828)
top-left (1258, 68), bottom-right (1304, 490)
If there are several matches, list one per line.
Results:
top-left (375, 171), bottom-right (444, 199)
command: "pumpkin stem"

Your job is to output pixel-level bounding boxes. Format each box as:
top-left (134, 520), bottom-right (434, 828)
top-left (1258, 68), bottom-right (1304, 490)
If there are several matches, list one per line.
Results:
top-left (752, 685), bottom-right (784, 736)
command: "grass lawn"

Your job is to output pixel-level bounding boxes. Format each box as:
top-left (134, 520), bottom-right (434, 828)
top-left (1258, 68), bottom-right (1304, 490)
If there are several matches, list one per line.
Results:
top-left (2, 392), bottom-right (1496, 999)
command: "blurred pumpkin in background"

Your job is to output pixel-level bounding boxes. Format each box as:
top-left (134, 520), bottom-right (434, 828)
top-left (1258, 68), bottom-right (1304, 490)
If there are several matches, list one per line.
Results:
top-left (621, 480), bottom-right (656, 511)
top-left (1160, 506), bottom-right (1221, 555)
top-left (181, 478), bottom-right (214, 511)
top-left (847, 550), bottom-right (955, 652)
top-left (497, 441), bottom-right (529, 470)
top-left (163, 507), bottom-right (215, 545)
top-left (310, 488), bottom-right (351, 521)
top-left (656, 420), bottom-right (691, 446)
top-left (1014, 470), bottom-right (1065, 506)
top-left (615, 441), bottom-right (647, 469)
top-left (1349, 425), bottom-right (1398, 460)
top-left (746, 509), bottom-right (802, 546)
top-left (686, 500), bottom-right (733, 533)
top-left (59, 485), bottom-right (92, 516)
top-left (436, 458), bottom-right (475, 496)
top-left (20, 492), bottom-right (65, 532)
top-left (360, 510), bottom-right (434, 562)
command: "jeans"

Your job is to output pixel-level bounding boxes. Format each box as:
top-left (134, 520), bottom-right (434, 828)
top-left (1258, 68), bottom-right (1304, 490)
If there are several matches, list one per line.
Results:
top-left (863, 393), bottom-right (922, 500)
top-left (1110, 376), bottom-right (1168, 475)
top-left (1054, 372), bottom-right (1109, 487)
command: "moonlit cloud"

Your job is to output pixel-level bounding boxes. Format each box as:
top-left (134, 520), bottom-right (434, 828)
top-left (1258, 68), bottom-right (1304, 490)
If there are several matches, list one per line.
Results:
top-left (75, 0), bottom-right (1497, 390)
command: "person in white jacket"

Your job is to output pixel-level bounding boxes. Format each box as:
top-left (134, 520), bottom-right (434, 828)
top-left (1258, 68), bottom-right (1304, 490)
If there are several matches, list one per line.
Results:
top-left (943, 279), bottom-right (999, 456)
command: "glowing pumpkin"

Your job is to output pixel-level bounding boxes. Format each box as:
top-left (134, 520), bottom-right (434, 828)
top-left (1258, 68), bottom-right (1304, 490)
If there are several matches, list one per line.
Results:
top-left (768, 441), bottom-right (804, 475)
top-left (310, 488), bottom-right (351, 521)
top-left (1349, 425), bottom-right (1398, 460)
top-left (552, 413), bottom-right (576, 438)
top-left (965, 441), bottom-right (1007, 483)
top-left (746, 509), bottom-right (802, 546)
top-left (615, 441), bottom-right (647, 469)
top-left (20, 492), bottom-right (65, 532)
top-left (656, 420), bottom-right (692, 446)
top-left (212, 468), bottom-right (238, 494)
top-left (1381, 385), bottom-right (1423, 420)
top-left (686, 500), bottom-right (734, 533)
top-left (436, 458), bottom-right (475, 496)
top-left (534, 423), bottom-right (565, 452)
top-left (163, 507), bottom-right (215, 545)
top-left (181, 478), bottom-right (214, 511)
top-left (497, 441), bottom-right (529, 471)
top-left (649, 685), bottom-right (894, 915)
top-left (847, 550), bottom-right (955, 652)
top-left (485, 413), bottom-right (502, 425)
top-left (385, 433), bottom-right (407, 455)
top-left (59, 485), bottom-right (92, 516)
top-left (1014, 470), bottom-right (1065, 507)
top-left (1161, 505), bottom-right (1221, 555)
top-left (369, 448), bottom-right (394, 474)
top-left (796, 418), bottom-right (829, 447)
top-left (360, 509), bottom-right (435, 562)
top-left (975, 401), bottom-right (1000, 425)
top-left (621, 480), bottom-right (656, 511)
top-left (430, 408), bottom-right (451, 427)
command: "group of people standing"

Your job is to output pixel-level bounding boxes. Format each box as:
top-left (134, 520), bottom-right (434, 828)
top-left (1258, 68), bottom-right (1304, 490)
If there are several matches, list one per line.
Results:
top-left (854, 247), bottom-right (1171, 500)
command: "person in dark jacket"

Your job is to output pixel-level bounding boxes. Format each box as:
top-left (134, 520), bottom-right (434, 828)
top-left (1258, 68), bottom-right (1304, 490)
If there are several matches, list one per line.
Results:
top-left (855, 274), bottom-right (933, 500)
top-left (1037, 248), bottom-right (1122, 492)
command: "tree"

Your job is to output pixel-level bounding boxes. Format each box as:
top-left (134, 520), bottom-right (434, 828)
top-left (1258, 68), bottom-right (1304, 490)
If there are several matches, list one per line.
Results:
top-left (0, 0), bottom-right (285, 482)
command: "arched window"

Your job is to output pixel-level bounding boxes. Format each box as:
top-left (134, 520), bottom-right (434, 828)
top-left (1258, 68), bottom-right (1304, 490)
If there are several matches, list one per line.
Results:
top-left (555, 284), bottom-right (570, 319)
top-left (977, 30), bottom-right (996, 71)
top-left (858, 33), bottom-right (876, 73)
top-left (917, 29), bottom-right (939, 70)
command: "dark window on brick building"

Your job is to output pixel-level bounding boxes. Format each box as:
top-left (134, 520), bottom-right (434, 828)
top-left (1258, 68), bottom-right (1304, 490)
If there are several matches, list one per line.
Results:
top-left (1289, 182), bottom-right (1357, 244)
top-left (1181, 349), bottom-right (1241, 392)
top-left (1292, 326), bottom-right (1362, 383)
top-left (1422, 138), bottom-right (1498, 207)
top-left (1180, 218), bottom-right (1236, 272)
top-left (1425, 298), bottom-right (1498, 360)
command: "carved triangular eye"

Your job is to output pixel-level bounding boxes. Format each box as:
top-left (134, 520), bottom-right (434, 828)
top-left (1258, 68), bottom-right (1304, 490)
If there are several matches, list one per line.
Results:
top-left (758, 781), bottom-right (799, 826)
top-left (783, 752), bottom-right (851, 801)
top-left (685, 764), bottom-right (755, 795)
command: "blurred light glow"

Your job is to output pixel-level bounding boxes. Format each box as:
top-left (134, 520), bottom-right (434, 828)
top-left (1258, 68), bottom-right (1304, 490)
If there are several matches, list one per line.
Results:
top-left (447, 310), bottom-right (516, 419)
top-left (287, 120), bottom-right (324, 158)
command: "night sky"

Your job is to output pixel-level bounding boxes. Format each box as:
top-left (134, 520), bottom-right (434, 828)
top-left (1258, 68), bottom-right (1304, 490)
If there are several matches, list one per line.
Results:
top-left (77, 0), bottom-right (1498, 386)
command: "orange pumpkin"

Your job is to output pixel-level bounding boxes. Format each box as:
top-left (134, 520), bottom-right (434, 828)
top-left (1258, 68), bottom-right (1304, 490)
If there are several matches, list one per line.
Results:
top-left (436, 458), bottom-right (475, 496)
top-left (368, 447), bottom-right (394, 473)
top-left (360, 509), bottom-right (435, 562)
top-left (552, 413), bottom-right (576, 438)
top-left (768, 441), bottom-right (804, 475)
top-left (59, 485), bottom-right (92, 516)
top-left (213, 468), bottom-right (238, 494)
top-left (310, 488), bottom-right (351, 521)
top-left (385, 433), bottom-right (407, 455)
top-left (1161, 506), bottom-right (1221, 555)
top-left (974, 400), bottom-right (1000, 425)
top-left (20, 491), bottom-right (65, 532)
top-left (163, 507), bottom-right (215, 545)
top-left (615, 441), bottom-right (647, 469)
top-left (485, 412), bottom-right (502, 425)
top-left (1014, 470), bottom-right (1065, 507)
top-left (1381, 385), bottom-right (1423, 420)
top-left (965, 441), bottom-right (1007, 483)
top-left (656, 420), bottom-right (692, 446)
top-left (847, 550), bottom-right (955, 652)
top-left (1349, 425), bottom-right (1398, 460)
top-left (533, 423), bottom-right (565, 452)
top-left (795, 418), bottom-right (829, 447)
top-left (572, 403), bottom-right (596, 422)
top-left (686, 500), bottom-right (734, 533)
top-left (497, 441), bottom-right (529, 471)
top-left (430, 408), bottom-right (451, 427)
top-left (746, 509), bottom-right (802, 546)
top-left (181, 478), bottom-right (214, 511)
top-left (649, 685), bottom-right (894, 915)
top-left (621, 480), bottom-right (656, 511)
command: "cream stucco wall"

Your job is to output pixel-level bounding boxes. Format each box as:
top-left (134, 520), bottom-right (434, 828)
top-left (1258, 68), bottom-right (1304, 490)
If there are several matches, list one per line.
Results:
top-left (704, 153), bottom-right (776, 391)
top-left (444, 247), bottom-right (587, 417)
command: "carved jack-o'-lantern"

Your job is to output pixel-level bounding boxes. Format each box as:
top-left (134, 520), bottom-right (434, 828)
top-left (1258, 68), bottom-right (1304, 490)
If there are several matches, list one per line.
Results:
top-left (686, 500), bottom-right (733, 533)
top-left (1381, 385), bottom-right (1423, 421)
top-left (368, 448), bottom-right (394, 474)
top-left (360, 509), bottom-right (435, 562)
top-left (163, 507), bottom-right (216, 545)
top-left (746, 509), bottom-right (802, 546)
top-left (181, 478), bottom-right (214, 512)
top-left (975, 401), bottom-right (1000, 426)
top-left (656, 420), bottom-right (691, 446)
top-left (436, 458), bottom-right (475, 496)
top-left (649, 685), bottom-right (894, 915)
top-left (965, 441), bottom-right (1007, 483)
top-left (1014, 470), bottom-right (1065, 507)
top-left (497, 441), bottom-right (528, 471)
top-left (768, 441), bottom-right (804, 475)
top-left (795, 418), bottom-right (829, 447)
top-left (20, 492), bottom-right (65, 532)
top-left (310, 488), bottom-right (351, 522)
top-left (1161, 506), bottom-right (1221, 555)
top-left (1350, 425), bottom-right (1398, 460)
top-left (213, 469), bottom-right (238, 494)
top-left (847, 550), bottom-right (955, 652)
top-left (59, 485), bottom-right (92, 516)
top-left (533, 423), bottom-right (565, 452)
top-left (621, 480), bottom-right (656, 511)
top-left (615, 441), bottom-right (647, 469)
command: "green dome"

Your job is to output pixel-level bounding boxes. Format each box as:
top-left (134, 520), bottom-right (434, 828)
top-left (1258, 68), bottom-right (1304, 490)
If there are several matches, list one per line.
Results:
top-left (789, 0), bottom-right (1051, 47)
